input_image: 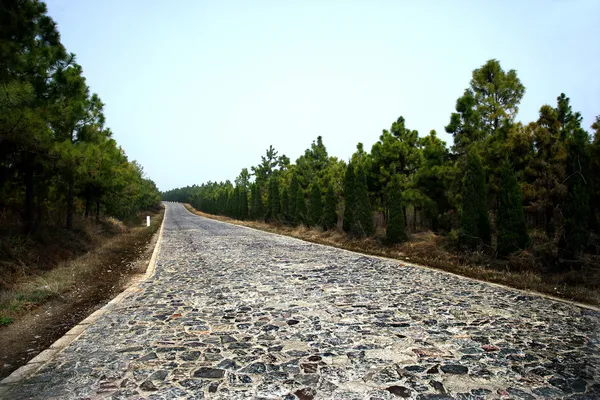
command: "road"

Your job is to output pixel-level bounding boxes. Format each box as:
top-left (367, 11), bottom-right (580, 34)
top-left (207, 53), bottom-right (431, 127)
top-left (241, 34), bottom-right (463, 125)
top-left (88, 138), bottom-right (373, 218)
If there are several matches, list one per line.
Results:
top-left (4, 202), bottom-right (599, 399)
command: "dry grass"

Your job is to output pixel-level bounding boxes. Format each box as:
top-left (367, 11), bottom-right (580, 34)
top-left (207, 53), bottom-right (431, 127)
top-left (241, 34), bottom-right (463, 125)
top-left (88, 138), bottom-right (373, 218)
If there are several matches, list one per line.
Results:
top-left (184, 203), bottom-right (600, 307)
top-left (0, 209), bottom-right (164, 323)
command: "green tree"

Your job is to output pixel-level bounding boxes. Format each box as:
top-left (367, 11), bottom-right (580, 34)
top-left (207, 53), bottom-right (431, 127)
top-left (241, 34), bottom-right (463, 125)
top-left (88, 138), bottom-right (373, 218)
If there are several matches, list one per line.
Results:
top-left (342, 162), bottom-right (356, 232)
top-left (267, 174), bottom-right (281, 222)
top-left (446, 59), bottom-right (525, 155)
top-left (497, 160), bottom-right (529, 256)
top-left (460, 151), bottom-right (491, 248)
top-left (281, 186), bottom-right (290, 224)
top-left (323, 183), bottom-right (337, 230)
top-left (294, 187), bottom-right (307, 226)
top-left (288, 172), bottom-right (300, 224)
top-left (386, 175), bottom-right (408, 243)
top-left (351, 164), bottom-right (373, 237)
top-left (250, 183), bottom-right (264, 220)
top-left (560, 120), bottom-right (593, 258)
top-left (308, 182), bottom-right (323, 227)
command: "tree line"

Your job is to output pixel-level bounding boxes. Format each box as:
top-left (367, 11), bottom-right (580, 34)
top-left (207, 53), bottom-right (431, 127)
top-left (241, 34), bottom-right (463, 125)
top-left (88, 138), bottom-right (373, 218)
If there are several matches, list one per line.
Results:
top-left (163, 59), bottom-right (600, 269)
top-left (1, 0), bottom-right (160, 232)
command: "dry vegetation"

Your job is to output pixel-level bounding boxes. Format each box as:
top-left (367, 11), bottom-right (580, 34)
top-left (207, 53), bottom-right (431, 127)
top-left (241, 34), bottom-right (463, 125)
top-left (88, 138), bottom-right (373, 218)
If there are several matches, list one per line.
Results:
top-left (0, 208), bottom-right (164, 326)
top-left (185, 203), bottom-right (600, 307)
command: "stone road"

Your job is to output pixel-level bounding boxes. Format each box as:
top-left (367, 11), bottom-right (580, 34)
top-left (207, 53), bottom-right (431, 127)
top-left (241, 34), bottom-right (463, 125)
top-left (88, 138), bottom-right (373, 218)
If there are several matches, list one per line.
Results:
top-left (5, 202), bottom-right (600, 399)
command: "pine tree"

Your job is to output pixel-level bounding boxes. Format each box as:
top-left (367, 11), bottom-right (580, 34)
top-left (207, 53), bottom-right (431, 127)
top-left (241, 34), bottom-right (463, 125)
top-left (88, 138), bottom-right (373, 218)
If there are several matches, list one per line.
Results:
top-left (497, 160), bottom-right (528, 256)
top-left (289, 173), bottom-right (299, 224)
top-left (251, 183), bottom-right (264, 220)
top-left (561, 127), bottom-right (593, 258)
top-left (386, 175), bottom-right (407, 243)
top-left (240, 188), bottom-right (249, 220)
top-left (460, 151), bottom-right (491, 248)
top-left (308, 182), bottom-right (323, 227)
top-left (351, 164), bottom-right (373, 237)
top-left (281, 186), bottom-right (290, 224)
top-left (267, 176), bottom-right (281, 222)
top-left (294, 188), bottom-right (307, 226)
top-left (342, 162), bottom-right (355, 232)
top-left (323, 183), bottom-right (337, 230)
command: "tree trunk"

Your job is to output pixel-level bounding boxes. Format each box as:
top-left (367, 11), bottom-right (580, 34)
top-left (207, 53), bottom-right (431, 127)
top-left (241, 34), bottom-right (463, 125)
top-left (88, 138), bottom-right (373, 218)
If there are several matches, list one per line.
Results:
top-left (24, 161), bottom-right (34, 232)
top-left (95, 199), bottom-right (100, 222)
top-left (413, 206), bottom-right (418, 231)
top-left (66, 179), bottom-right (74, 230)
top-left (403, 207), bottom-right (408, 232)
top-left (545, 207), bottom-right (554, 239)
top-left (85, 193), bottom-right (91, 218)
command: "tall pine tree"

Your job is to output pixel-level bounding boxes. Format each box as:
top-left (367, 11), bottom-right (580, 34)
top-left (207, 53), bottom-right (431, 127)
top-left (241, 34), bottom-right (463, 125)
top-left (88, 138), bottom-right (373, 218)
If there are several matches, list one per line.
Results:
top-left (343, 162), bottom-right (355, 232)
top-left (308, 182), bottom-right (323, 227)
top-left (267, 175), bottom-right (281, 222)
top-left (294, 187), bottom-right (307, 226)
top-left (323, 183), bottom-right (337, 230)
top-left (497, 160), bottom-right (528, 256)
top-left (386, 175), bottom-right (408, 243)
top-left (460, 151), bottom-right (491, 248)
top-left (351, 164), bottom-right (373, 237)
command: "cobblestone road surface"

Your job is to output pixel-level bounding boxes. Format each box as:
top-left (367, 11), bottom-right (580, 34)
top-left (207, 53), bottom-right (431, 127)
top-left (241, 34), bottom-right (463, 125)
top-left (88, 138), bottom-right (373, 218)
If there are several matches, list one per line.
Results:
top-left (6, 203), bottom-right (600, 399)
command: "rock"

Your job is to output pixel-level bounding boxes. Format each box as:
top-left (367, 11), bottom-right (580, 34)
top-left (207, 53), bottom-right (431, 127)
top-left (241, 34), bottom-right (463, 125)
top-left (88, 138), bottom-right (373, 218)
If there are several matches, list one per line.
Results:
top-left (440, 364), bottom-right (468, 375)
top-left (140, 380), bottom-right (158, 391)
top-left (295, 387), bottom-right (317, 400)
top-left (149, 370), bottom-right (168, 381)
top-left (137, 352), bottom-right (158, 361)
top-left (241, 362), bottom-right (266, 374)
top-left (426, 365), bottom-right (439, 374)
top-left (386, 385), bottom-right (411, 397)
top-left (217, 359), bottom-right (238, 370)
top-left (208, 382), bottom-right (220, 393)
top-left (506, 387), bottom-right (536, 400)
top-left (193, 367), bottom-right (225, 379)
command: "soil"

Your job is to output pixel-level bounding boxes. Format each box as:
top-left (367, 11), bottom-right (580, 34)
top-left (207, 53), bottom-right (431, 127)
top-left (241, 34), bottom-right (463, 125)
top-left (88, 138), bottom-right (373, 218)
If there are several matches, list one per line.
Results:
top-left (0, 226), bottom-right (161, 380)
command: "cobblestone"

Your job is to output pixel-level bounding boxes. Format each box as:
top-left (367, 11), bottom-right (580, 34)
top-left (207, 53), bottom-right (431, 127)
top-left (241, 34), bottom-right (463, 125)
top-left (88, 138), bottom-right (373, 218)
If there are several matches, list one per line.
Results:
top-left (5, 203), bottom-right (600, 399)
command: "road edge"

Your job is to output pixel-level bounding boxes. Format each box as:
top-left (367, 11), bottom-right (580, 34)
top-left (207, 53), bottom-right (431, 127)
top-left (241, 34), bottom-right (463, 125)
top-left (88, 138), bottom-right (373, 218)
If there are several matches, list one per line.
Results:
top-left (182, 203), bottom-right (600, 313)
top-left (0, 204), bottom-right (168, 396)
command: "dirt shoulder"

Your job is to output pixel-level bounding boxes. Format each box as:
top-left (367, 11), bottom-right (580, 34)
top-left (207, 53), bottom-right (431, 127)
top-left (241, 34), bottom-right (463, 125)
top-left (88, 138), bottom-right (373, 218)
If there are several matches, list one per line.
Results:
top-left (184, 203), bottom-right (599, 308)
top-left (0, 210), bottom-right (164, 379)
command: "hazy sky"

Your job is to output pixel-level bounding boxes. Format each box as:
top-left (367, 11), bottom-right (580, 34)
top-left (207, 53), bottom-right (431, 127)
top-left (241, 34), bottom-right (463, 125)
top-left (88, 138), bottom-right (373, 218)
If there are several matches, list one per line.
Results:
top-left (45, 1), bottom-right (599, 191)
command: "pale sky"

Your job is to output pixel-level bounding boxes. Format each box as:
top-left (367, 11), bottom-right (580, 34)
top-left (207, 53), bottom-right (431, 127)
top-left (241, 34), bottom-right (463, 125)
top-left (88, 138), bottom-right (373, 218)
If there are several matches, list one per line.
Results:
top-left (45, 1), bottom-right (600, 191)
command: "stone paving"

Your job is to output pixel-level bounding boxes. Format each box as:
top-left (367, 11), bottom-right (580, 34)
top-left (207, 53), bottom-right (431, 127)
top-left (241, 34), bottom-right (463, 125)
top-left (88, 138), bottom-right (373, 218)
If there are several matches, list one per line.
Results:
top-left (4, 202), bottom-right (600, 399)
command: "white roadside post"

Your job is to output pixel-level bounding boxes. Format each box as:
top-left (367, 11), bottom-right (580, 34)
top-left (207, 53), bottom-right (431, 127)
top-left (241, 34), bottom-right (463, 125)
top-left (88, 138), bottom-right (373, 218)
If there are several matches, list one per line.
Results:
top-left (146, 216), bottom-right (150, 227)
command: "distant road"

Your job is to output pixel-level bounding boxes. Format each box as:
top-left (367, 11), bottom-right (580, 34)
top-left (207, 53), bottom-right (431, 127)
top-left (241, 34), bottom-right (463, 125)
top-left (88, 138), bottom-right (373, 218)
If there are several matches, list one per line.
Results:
top-left (5, 202), bottom-right (599, 399)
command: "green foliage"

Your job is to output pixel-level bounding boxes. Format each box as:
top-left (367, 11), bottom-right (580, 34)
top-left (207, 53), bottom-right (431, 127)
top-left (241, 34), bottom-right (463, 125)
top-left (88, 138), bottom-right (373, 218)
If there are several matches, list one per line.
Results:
top-left (386, 175), bottom-right (408, 243)
top-left (280, 187), bottom-right (290, 223)
top-left (351, 164), bottom-right (373, 237)
top-left (0, 316), bottom-right (13, 326)
top-left (164, 58), bottom-right (600, 269)
top-left (308, 182), bottom-right (323, 227)
top-left (288, 173), bottom-right (300, 224)
top-left (369, 116), bottom-right (422, 202)
top-left (342, 162), bottom-right (356, 232)
top-left (294, 188), bottom-right (307, 226)
top-left (251, 183), bottom-right (264, 220)
top-left (460, 152), bottom-right (491, 248)
top-left (267, 175), bottom-right (281, 222)
top-left (0, 1), bottom-right (159, 233)
top-left (561, 122), bottom-right (593, 258)
top-left (497, 160), bottom-right (529, 256)
top-left (323, 183), bottom-right (337, 230)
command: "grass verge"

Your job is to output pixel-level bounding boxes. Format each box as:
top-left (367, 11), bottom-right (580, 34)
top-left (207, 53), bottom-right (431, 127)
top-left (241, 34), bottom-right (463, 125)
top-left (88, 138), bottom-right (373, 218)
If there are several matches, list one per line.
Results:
top-left (0, 209), bottom-right (164, 325)
top-left (184, 203), bottom-right (599, 307)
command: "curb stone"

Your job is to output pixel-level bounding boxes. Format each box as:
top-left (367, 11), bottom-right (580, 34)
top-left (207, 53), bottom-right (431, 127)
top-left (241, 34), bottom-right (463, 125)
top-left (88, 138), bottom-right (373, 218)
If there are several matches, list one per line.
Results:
top-left (0, 207), bottom-right (167, 396)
